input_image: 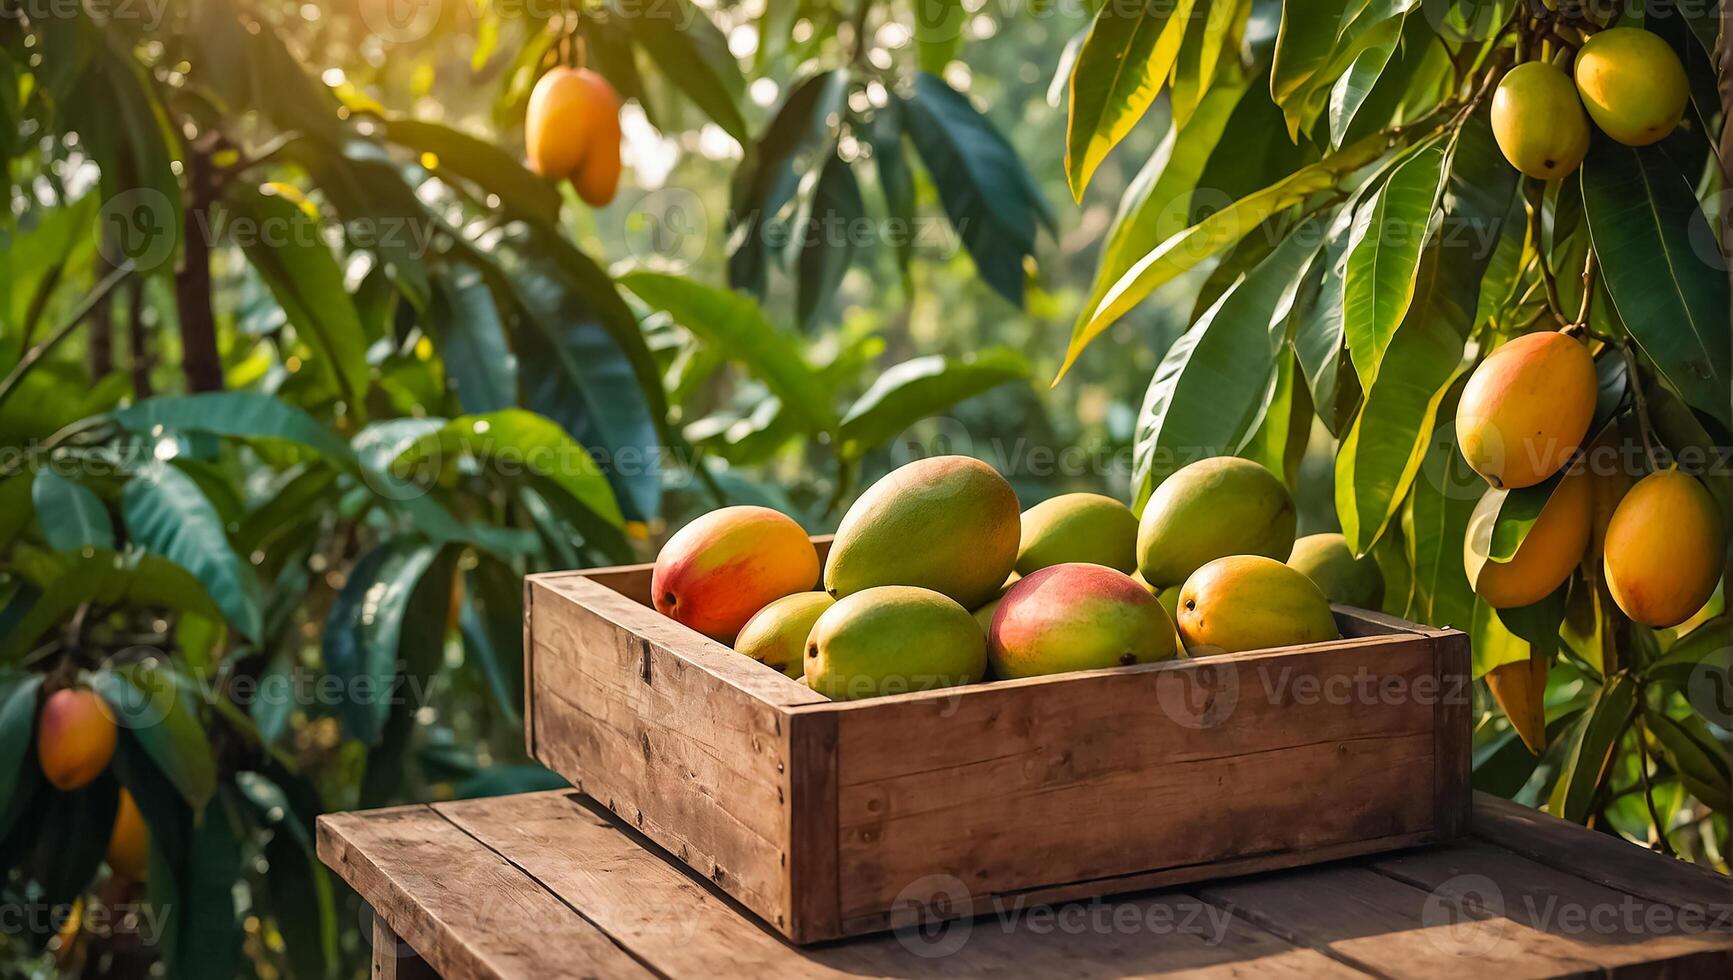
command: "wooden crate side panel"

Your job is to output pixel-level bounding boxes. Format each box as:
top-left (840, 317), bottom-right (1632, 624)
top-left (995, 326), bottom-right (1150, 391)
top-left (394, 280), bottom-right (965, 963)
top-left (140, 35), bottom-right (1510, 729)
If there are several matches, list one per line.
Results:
top-left (783, 711), bottom-right (841, 943)
top-left (527, 576), bottom-right (795, 926)
top-left (830, 638), bottom-right (1441, 921)
top-left (1431, 631), bottom-right (1473, 840)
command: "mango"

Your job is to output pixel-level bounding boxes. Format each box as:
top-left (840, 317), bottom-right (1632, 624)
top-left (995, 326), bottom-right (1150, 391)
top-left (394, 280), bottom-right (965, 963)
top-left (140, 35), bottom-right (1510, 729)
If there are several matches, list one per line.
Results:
top-left (805, 586), bottom-right (986, 700)
top-left (1136, 457), bottom-right (1296, 589)
top-left (37, 688), bottom-right (116, 791)
top-left (1287, 533), bottom-right (1384, 609)
top-left (734, 592), bottom-right (834, 678)
top-left (1465, 471), bottom-right (1592, 608)
top-left (988, 563), bottom-right (1177, 678)
top-left (824, 455), bottom-right (1019, 610)
top-left (1456, 331), bottom-right (1597, 489)
top-left (1491, 62), bottom-right (1590, 179)
top-left (1604, 469), bottom-right (1725, 627)
top-left (1015, 493), bottom-right (1139, 574)
top-left (652, 506), bottom-right (819, 642)
top-left (1578, 432), bottom-right (1633, 563)
top-left (1575, 28), bottom-right (1688, 146)
top-left (107, 789), bottom-right (150, 881)
top-left (1154, 587), bottom-right (1186, 653)
top-left (972, 596), bottom-right (1003, 635)
top-left (525, 67), bottom-right (623, 205)
top-left (1177, 556), bottom-right (1339, 655)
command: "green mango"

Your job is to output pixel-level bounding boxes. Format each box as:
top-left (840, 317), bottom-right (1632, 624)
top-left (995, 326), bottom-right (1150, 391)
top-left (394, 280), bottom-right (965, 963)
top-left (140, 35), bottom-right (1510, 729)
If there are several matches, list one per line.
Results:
top-left (805, 586), bottom-right (985, 700)
top-left (733, 592), bottom-right (834, 678)
top-left (1016, 493), bottom-right (1138, 574)
top-left (824, 455), bottom-right (1019, 609)
top-left (1287, 533), bottom-right (1384, 609)
top-left (1136, 456), bottom-right (1296, 588)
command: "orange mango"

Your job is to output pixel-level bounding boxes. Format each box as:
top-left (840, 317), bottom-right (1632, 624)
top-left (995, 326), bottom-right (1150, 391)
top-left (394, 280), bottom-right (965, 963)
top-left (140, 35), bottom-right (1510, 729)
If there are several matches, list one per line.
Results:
top-left (1604, 469), bottom-right (1726, 627)
top-left (37, 688), bottom-right (117, 791)
top-left (1456, 331), bottom-right (1597, 489)
top-left (1465, 470), bottom-right (1593, 609)
top-left (525, 67), bottom-right (623, 206)
top-left (652, 506), bottom-right (819, 642)
top-left (107, 789), bottom-right (150, 881)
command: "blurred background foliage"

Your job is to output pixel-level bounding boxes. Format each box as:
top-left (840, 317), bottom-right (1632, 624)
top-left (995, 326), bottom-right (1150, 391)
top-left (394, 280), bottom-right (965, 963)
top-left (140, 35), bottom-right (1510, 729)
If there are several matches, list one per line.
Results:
top-left (0, 0), bottom-right (1725, 976)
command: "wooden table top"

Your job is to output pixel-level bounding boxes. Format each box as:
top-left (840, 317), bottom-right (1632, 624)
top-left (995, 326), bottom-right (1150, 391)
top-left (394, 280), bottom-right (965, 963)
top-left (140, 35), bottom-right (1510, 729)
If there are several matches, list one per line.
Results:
top-left (318, 789), bottom-right (1733, 979)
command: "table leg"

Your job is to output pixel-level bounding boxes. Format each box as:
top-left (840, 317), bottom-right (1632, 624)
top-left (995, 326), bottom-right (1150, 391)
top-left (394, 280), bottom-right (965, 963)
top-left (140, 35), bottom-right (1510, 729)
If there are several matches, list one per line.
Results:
top-left (373, 913), bottom-right (437, 980)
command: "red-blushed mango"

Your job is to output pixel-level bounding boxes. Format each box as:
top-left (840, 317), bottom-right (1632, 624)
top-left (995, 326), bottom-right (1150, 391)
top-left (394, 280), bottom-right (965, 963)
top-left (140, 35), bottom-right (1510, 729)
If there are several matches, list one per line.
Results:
top-left (1491, 62), bottom-right (1590, 179)
top-left (805, 586), bottom-right (985, 700)
top-left (1015, 493), bottom-right (1138, 574)
top-left (1464, 472), bottom-right (1592, 608)
top-left (525, 67), bottom-right (623, 205)
top-left (824, 455), bottom-right (1019, 610)
top-left (1177, 556), bottom-right (1338, 655)
top-left (1575, 28), bottom-right (1688, 146)
top-left (37, 688), bottom-right (116, 791)
top-left (107, 789), bottom-right (149, 881)
top-left (1604, 469), bottom-right (1726, 627)
top-left (1287, 532), bottom-right (1384, 609)
top-left (733, 592), bottom-right (834, 678)
top-left (1456, 331), bottom-right (1597, 489)
top-left (652, 506), bottom-right (819, 642)
top-left (1136, 457), bottom-right (1296, 589)
top-left (988, 563), bottom-right (1177, 679)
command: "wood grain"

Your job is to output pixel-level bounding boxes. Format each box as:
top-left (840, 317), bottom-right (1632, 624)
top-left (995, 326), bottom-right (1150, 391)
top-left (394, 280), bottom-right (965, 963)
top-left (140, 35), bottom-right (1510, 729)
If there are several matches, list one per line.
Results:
top-left (1431, 631), bottom-right (1473, 840)
top-left (373, 916), bottom-right (436, 980)
top-left (316, 806), bottom-right (649, 980)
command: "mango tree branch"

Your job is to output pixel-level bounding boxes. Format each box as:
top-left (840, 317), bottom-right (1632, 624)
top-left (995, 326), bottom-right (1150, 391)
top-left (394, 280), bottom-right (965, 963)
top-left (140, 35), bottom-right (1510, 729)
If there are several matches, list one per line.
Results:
top-left (0, 260), bottom-right (135, 414)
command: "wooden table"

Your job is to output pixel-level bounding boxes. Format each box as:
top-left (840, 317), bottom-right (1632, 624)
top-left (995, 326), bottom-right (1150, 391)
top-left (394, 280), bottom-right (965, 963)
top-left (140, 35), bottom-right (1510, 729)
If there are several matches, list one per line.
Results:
top-left (319, 790), bottom-right (1733, 979)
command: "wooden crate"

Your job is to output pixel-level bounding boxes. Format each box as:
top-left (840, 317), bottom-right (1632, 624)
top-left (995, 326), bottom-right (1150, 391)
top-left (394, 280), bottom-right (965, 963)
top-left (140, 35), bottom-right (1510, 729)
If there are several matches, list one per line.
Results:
top-left (524, 537), bottom-right (1472, 944)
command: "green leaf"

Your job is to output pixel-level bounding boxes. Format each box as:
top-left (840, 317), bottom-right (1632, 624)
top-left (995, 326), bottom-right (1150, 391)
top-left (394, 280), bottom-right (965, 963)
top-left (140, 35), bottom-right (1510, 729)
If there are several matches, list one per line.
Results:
top-left (1289, 206), bottom-right (1362, 436)
top-left (1061, 131), bottom-right (1389, 380)
top-left (124, 462), bottom-right (264, 643)
top-left (0, 674), bottom-right (43, 810)
top-left (838, 349), bottom-right (1031, 459)
top-left (1582, 142), bottom-right (1731, 430)
top-left (1470, 596), bottom-right (1529, 677)
top-left (1343, 139), bottom-right (1448, 387)
top-left (621, 271), bottom-right (838, 434)
top-left (623, 0), bottom-right (749, 142)
top-left (1556, 672), bottom-right (1637, 823)
top-left (1131, 221), bottom-right (1326, 508)
top-left (385, 118), bottom-right (562, 224)
top-left (795, 152), bottom-right (866, 328)
top-left (1645, 614), bottom-right (1731, 692)
top-left (1168, 0), bottom-right (1241, 128)
top-left (1075, 80), bottom-right (1240, 341)
top-left (867, 102), bottom-right (917, 283)
top-left (89, 662), bottom-right (218, 811)
top-left (3, 193), bottom-right (98, 331)
top-left (0, 548), bottom-right (223, 663)
top-left (1488, 471), bottom-right (1563, 562)
top-left (429, 266), bottom-right (516, 414)
top-left (1064, 0), bottom-right (1198, 198)
top-left (322, 540), bottom-right (440, 744)
top-left (1401, 412), bottom-right (1479, 630)
top-left (398, 410), bottom-right (623, 528)
top-left (236, 770), bottom-right (340, 980)
top-left (459, 556), bottom-right (525, 727)
top-left (914, 0), bottom-right (967, 73)
top-left (1494, 584), bottom-right (1569, 658)
top-left (31, 469), bottom-right (113, 552)
top-left (29, 773), bottom-right (117, 906)
top-left (222, 187), bottom-right (369, 410)
top-left (903, 71), bottom-right (1053, 307)
top-left (1271, 1), bottom-right (1411, 138)
top-left (113, 392), bottom-right (357, 464)
top-left (1329, 28), bottom-right (1400, 149)
top-left (1645, 710), bottom-right (1732, 811)
top-left (728, 70), bottom-right (849, 296)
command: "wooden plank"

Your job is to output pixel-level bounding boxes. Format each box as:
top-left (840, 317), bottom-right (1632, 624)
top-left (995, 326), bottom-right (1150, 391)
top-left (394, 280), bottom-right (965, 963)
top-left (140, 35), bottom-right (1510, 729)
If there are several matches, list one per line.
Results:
top-left (316, 806), bottom-right (650, 980)
top-left (1199, 864), bottom-right (1617, 978)
top-left (528, 575), bottom-right (798, 926)
top-left (372, 915), bottom-right (437, 980)
top-left (784, 709), bottom-right (840, 942)
top-left (1432, 631), bottom-right (1473, 841)
top-left (436, 791), bottom-right (1370, 979)
top-left (828, 637), bottom-right (1440, 920)
top-left (1370, 837), bottom-right (1733, 974)
top-left (1472, 792), bottom-right (1733, 916)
